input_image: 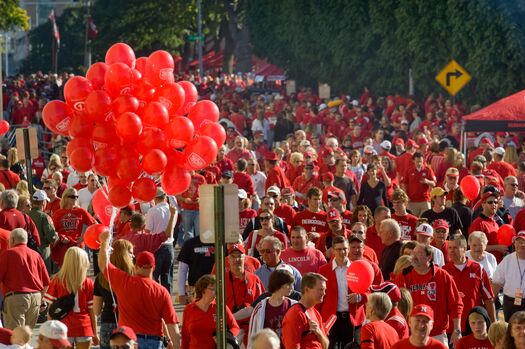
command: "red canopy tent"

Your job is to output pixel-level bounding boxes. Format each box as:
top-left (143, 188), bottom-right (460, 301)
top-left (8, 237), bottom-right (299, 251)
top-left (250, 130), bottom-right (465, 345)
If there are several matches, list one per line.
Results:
top-left (462, 89), bottom-right (525, 132)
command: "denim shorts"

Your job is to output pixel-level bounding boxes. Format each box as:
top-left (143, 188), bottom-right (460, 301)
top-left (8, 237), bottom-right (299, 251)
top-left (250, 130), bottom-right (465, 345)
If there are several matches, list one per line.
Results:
top-left (68, 336), bottom-right (92, 343)
top-left (99, 322), bottom-right (118, 349)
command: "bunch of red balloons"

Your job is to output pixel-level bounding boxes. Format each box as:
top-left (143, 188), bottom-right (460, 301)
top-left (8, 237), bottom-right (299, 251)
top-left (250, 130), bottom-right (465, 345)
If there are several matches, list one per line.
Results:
top-left (42, 43), bottom-right (225, 208)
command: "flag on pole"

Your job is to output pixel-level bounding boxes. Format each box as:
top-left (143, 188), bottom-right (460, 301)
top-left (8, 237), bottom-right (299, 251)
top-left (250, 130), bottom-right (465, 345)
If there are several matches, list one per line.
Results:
top-left (48, 9), bottom-right (61, 48)
top-left (87, 16), bottom-right (98, 40)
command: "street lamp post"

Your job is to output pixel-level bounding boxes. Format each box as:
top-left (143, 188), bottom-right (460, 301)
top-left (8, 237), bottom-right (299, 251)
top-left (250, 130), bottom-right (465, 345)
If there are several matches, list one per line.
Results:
top-left (197, 0), bottom-right (203, 78)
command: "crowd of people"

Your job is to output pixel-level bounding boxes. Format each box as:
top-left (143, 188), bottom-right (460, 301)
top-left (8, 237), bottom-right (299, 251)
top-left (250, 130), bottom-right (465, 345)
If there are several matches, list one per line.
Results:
top-left (2, 69), bottom-right (525, 349)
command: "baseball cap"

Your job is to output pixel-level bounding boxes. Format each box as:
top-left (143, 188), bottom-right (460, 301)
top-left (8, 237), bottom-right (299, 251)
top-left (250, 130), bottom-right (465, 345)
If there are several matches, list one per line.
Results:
top-left (222, 170), bottom-right (233, 178)
top-left (135, 251), bottom-right (155, 268)
top-left (110, 326), bottom-right (137, 342)
top-left (33, 189), bottom-right (50, 202)
top-left (299, 140), bottom-right (311, 148)
top-left (327, 208), bottom-right (341, 222)
top-left (394, 138), bottom-right (405, 146)
top-left (228, 243), bottom-right (245, 255)
top-left (275, 263), bottom-right (295, 276)
top-left (480, 137), bottom-right (494, 147)
top-left (370, 282), bottom-right (401, 303)
top-left (430, 187), bottom-right (447, 198)
top-left (363, 145), bottom-right (375, 154)
top-left (445, 167), bottom-right (459, 177)
top-left (40, 320), bottom-right (71, 348)
top-left (514, 231), bottom-right (525, 242)
top-left (319, 103), bottom-right (328, 111)
top-left (406, 139), bottom-right (419, 149)
top-left (322, 172), bottom-right (334, 182)
top-left (155, 187), bottom-right (166, 198)
top-left (254, 130), bottom-right (264, 137)
top-left (494, 147), bottom-right (505, 156)
top-left (267, 186), bottom-right (281, 196)
top-left (380, 140), bottom-right (392, 150)
top-left (348, 234), bottom-right (364, 243)
top-left (410, 304), bottom-right (434, 320)
top-left (281, 187), bottom-right (294, 196)
top-left (265, 152), bottom-right (278, 161)
top-left (415, 223), bottom-right (433, 237)
top-left (432, 219), bottom-right (449, 230)
top-left (238, 189), bottom-right (248, 200)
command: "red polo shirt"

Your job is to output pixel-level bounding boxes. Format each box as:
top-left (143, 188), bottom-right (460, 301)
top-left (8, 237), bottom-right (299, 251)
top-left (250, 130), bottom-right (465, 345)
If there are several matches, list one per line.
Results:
top-left (104, 263), bottom-right (179, 336)
top-left (224, 270), bottom-right (264, 327)
top-left (233, 172), bottom-right (255, 196)
top-left (282, 303), bottom-right (327, 349)
top-left (0, 244), bottom-right (49, 294)
top-left (469, 214), bottom-right (501, 261)
top-left (401, 165), bottom-right (436, 202)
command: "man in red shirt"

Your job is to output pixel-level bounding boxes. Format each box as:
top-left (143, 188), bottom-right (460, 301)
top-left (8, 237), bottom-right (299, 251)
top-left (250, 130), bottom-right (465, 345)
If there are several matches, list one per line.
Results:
top-left (327, 191), bottom-right (352, 228)
top-left (281, 226), bottom-right (327, 274)
top-left (226, 136), bottom-right (253, 164)
top-left (469, 191), bottom-right (507, 262)
top-left (487, 147), bottom-right (516, 180)
top-left (269, 186), bottom-right (296, 230)
top-left (390, 305), bottom-right (448, 349)
top-left (395, 139), bottom-right (418, 182)
top-left (98, 232), bottom-right (180, 349)
top-left (293, 187), bottom-right (328, 238)
top-left (293, 163), bottom-right (323, 205)
top-left (42, 180), bottom-right (61, 216)
top-left (282, 273), bottom-right (329, 349)
top-left (394, 243), bottom-right (463, 346)
top-left (0, 159), bottom-right (20, 189)
top-left (442, 234), bottom-right (495, 333)
top-left (319, 235), bottom-right (366, 348)
top-left (400, 152), bottom-right (436, 217)
top-left (0, 228), bottom-right (49, 329)
top-left (366, 206), bottom-right (391, 258)
top-left (391, 189), bottom-right (418, 241)
top-left (0, 190), bottom-right (40, 249)
top-left (265, 152), bottom-right (290, 190)
top-left (316, 209), bottom-right (349, 259)
top-left (233, 159), bottom-right (256, 201)
top-left (360, 293), bottom-right (399, 349)
top-left (370, 282), bottom-right (409, 340)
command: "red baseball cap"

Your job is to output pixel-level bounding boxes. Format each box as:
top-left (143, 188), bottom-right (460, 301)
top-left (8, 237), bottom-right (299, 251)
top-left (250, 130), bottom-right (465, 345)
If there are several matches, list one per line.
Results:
top-left (394, 138), bottom-right (405, 146)
top-left (228, 243), bottom-right (245, 255)
top-left (410, 304), bottom-right (434, 320)
top-left (111, 326), bottom-right (137, 342)
top-left (406, 139), bottom-right (419, 149)
top-left (281, 187), bottom-right (295, 196)
top-left (327, 208), bottom-right (341, 222)
top-left (432, 219), bottom-right (449, 230)
top-left (135, 251), bottom-right (155, 268)
top-left (265, 152), bottom-right (278, 161)
top-left (480, 137), bottom-right (494, 147)
top-left (322, 172), bottom-right (334, 182)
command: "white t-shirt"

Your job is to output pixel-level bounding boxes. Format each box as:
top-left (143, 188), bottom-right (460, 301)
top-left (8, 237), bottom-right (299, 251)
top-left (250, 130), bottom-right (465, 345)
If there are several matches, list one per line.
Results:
top-left (493, 252), bottom-right (525, 297)
top-left (466, 250), bottom-right (498, 278)
top-left (145, 201), bottom-right (173, 244)
top-left (77, 187), bottom-right (95, 210)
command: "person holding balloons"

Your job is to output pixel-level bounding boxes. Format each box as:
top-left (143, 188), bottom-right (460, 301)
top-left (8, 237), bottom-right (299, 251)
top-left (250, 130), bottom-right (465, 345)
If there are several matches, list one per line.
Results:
top-left (318, 235), bottom-right (367, 349)
top-left (51, 187), bottom-right (95, 267)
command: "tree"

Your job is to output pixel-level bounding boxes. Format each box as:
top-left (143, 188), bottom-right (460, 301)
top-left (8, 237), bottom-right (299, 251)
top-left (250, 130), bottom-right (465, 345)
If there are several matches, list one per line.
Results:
top-left (0, 0), bottom-right (29, 32)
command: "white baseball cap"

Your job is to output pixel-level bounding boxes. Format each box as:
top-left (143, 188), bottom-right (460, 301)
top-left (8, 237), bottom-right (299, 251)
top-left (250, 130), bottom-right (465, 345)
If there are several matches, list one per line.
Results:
top-left (32, 189), bottom-right (50, 202)
top-left (416, 223), bottom-right (433, 237)
top-left (40, 320), bottom-right (71, 348)
top-left (494, 147), bottom-right (505, 156)
top-left (380, 140), bottom-right (392, 150)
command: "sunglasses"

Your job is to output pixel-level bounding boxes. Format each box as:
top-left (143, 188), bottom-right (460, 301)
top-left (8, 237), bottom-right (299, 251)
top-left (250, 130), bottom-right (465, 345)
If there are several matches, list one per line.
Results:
top-left (260, 216), bottom-right (272, 221)
top-left (509, 183), bottom-right (519, 187)
top-left (260, 248), bottom-right (276, 254)
top-left (485, 200), bottom-right (498, 205)
top-left (67, 195), bottom-right (79, 199)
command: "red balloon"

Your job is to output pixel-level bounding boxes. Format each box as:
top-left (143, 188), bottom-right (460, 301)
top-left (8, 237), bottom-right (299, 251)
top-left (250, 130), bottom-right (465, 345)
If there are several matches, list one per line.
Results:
top-left (66, 137), bottom-right (92, 158)
top-left (146, 50), bottom-right (174, 87)
top-left (64, 76), bottom-right (94, 113)
top-left (69, 114), bottom-right (93, 138)
top-left (92, 123), bottom-right (119, 145)
top-left (138, 127), bottom-right (167, 154)
top-left (108, 184), bottom-right (132, 208)
top-left (161, 163), bottom-right (191, 195)
top-left (198, 122), bottom-right (226, 148)
top-left (112, 95), bottom-right (140, 115)
top-left (460, 175), bottom-right (481, 201)
top-left (143, 149), bottom-right (168, 174)
top-left (86, 62), bottom-right (109, 89)
top-left (116, 112), bottom-right (143, 141)
top-left (165, 116), bottom-right (194, 148)
top-left (178, 81), bottom-right (198, 114)
top-left (105, 63), bottom-right (134, 98)
top-left (85, 90), bottom-right (113, 123)
top-left (188, 100), bottom-right (220, 129)
top-left (84, 224), bottom-right (107, 250)
top-left (116, 153), bottom-right (142, 182)
top-left (108, 177), bottom-right (131, 191)
top-left (0, 120), bottom-right (9, 136)
top-left (498, 224), bottom-right (516, 246)
top-left (135, 57), bottom-right (147, 76)
top-left (92, 188), bottom-right (113, 226)
top-left (105, 43), bottom-right (136, 68)
top-left (183, 136), bottom-right (218, 170)
top-left (131, 69), bottom-right (142, 83)
top-left (346, 260), bottom-right (374, 293)
top-left (142, 101), bottom-right (169, 128)
top-left (132, 177), bottom-right (157, 202)
top-left (156, 82), bottom-right (185, 115)
top-left (93, 146), bottom-right (118, 177)
top-left (42, 100), bottom-right (73, 136)
top-left (69, 146), bottom-right (95, 172)
top-left (132, 78), bottom-right (156, 104)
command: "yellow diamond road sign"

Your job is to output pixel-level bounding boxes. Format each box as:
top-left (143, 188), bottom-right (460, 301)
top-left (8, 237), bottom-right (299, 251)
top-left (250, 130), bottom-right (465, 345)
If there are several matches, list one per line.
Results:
top-left (435, 60), bottom-right (471, 96)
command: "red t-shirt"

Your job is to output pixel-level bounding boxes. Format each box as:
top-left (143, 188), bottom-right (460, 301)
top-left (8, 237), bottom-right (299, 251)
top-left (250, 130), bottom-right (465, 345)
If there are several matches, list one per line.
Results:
top-left (0, 228), bottom-right (9, 251)
top-left (121, 231), bottom-right (167, 255)
top-left (181, 301), bottom-right (239, 349)
top-left (105, 263), bottom-right (179, 336)
top-left (0, 170), bottom-right (20, 189)
top-left (245, 231), bottom-right (288, 255)
top-left (293, 176), bottom-right (323, 205)
top-left (293, 210), bottom-right (328, 234)
top-left (45, 198), bottom-right (61, 217)
top-left (392, 213), bottom-right (418, 241)
top-left (282, 304), bottom-right (327, 349)
top-left (455, 334), bottom-right (493, 349)
top-left (266, 166), bottom-right (290, 190)
top-left (386, 307), bottom-right (409, 340)
top-left (281, 247), bottom-right (327, 274)
top-left (274, 203), bottom-right (296, 231)
top-left (44, 278), bottom-right (94, 337)
top-left (240, 209), bottom-right (257, 232)
top-left (178, 173), bottom-right (206, 210)
top-left (365, 225), bottom-right (384, 259)
top-left (233, 172), bottom-right (255, 196)
top-left (52, 207), bottom-right (95, 242)
top-left (391, 337), bottom-right (448, 349)
top-left (401, 165), bottom-right (436, 202)
top-left (360, 321), bottom-right (399, 349)
top-left (0, 208), bottom-right (40, 246)
top-left (469, 215), bottom-right (502, 261)
top-left (0, 244), bottom-right (49, 293)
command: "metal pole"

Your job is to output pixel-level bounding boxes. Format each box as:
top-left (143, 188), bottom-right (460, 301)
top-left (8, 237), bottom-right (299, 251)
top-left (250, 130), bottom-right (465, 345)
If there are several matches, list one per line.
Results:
top-left (4, 34), bottom-right (8, 77)
top-left (408, 68), bottom-right (414, 96)
top-left (197, 0), bottom-right (203, 78)
top-left (23, 129), bottom-right (34, 195)
top-left (214, 185), bottom-right (226, 349)
top-left (84, 1), bottom-right (92, 68)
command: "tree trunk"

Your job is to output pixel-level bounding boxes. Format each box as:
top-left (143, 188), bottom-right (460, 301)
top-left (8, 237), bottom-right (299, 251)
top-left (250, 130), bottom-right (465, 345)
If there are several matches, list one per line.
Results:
top-left (224, 0), bottom-right (252, 73)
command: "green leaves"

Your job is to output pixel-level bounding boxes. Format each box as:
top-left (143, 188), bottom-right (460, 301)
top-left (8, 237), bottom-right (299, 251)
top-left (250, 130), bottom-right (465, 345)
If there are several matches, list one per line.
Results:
top-left (0, 0), bottom-right (29, 31)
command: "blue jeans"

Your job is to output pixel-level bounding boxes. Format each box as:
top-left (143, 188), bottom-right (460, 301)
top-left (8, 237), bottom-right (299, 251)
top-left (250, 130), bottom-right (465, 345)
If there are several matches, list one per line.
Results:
top-left (137, 336), bottom-right (163, 349)
top-left (154, 244), bottom-right (174, 294)
top-left (99, 322), bottom-right (117, 349)
top-left (181, 209), bottom-right (200, 242)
